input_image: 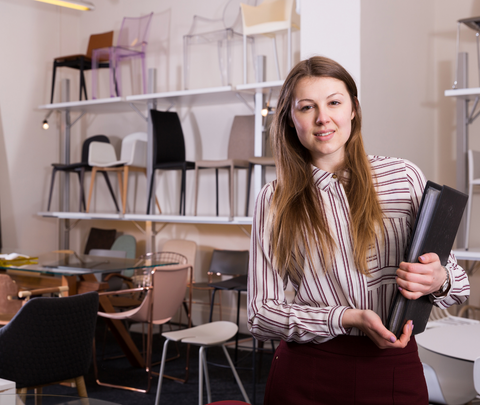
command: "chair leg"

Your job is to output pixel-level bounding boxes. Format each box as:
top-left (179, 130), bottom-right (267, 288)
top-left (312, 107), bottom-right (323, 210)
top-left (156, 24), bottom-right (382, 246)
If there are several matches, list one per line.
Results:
top-left (199, 346), bottom-right (212, 405)
top-left (47, 167), bottom-right (58, 211)
top-left (245, 163), bottom-right (254, 216)
top-left (74, 376), bottom-right (88, 397)
top-left (154, 339), bottom-right (171, 405)
top-left (147, 169), bottom-right (156, 214)
top-left (271, 36), bottom-right (281, 81)
top-left (208, 289), bottom-right (218, 323)
top-left (194, 167), bottom-right (200, 216)
top-left (215, 168), bottom-right (219, 216)
top-left (180, 168), bottom-right (187, 215)
top-left (221, 344), bottom-right (251, 404)
top-left (118, 169), bottom-right (127, 214)
top-left (229, 165), bottom-right (234, 221)
top-left (102, 171), bottom-right (120, 212)
top-left (50, 61), bottom-right (58, 104)
top-left (79, 167), bottom-right (87, 211)
top-left (86, 167), bottom-right (98, 213)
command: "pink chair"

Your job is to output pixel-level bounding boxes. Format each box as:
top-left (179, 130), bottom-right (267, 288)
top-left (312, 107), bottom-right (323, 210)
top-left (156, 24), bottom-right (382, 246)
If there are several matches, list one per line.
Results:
top-left (91, 13), bottom-right (153, 98)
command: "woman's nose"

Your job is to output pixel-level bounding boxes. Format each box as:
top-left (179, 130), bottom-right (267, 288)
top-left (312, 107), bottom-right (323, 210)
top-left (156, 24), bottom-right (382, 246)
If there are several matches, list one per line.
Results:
top-left (315, 109), bottom-right (330, 125)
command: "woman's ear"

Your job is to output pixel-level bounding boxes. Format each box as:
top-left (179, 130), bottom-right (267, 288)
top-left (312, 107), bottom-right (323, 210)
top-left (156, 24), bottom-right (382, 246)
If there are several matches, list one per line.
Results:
top-left (351, 97), bottom-right (359, 120)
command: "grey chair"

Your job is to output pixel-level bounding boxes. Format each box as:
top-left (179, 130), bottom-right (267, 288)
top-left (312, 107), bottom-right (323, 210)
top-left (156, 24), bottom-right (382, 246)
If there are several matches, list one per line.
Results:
top-left (194, 115), bottom-right (255, 220)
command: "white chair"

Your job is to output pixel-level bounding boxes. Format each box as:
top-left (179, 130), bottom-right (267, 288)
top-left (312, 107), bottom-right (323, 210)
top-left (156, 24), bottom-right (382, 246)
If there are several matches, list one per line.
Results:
top-left (94, 263), bottom-right (192, 393)
top-left (86, 132), bottom-right (160, 214)
top-left (240, 0), bottom-right (300, 84)
top-left (155, 321), bottom-right (251, 405)
top-left (183, 0), bottom-right (255, 89)
top-left (465, 149), bottom-right (480, 249)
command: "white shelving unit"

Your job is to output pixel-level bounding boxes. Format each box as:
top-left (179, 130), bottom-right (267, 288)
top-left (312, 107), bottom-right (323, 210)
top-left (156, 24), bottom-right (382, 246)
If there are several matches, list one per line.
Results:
top-left (38, 81), bottom-right (283, 251)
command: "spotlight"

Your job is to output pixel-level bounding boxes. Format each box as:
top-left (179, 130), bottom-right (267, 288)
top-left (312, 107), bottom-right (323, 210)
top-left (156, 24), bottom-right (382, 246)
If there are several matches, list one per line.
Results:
top-left (34, 0), bottom-right (95, 11)
top-left (42, 110), bottom-right (54, 130)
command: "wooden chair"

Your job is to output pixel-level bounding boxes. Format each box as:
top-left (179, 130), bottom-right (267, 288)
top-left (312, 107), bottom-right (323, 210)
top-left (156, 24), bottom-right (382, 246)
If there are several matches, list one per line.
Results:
top-left (50, 31), bottom-right (113, 103)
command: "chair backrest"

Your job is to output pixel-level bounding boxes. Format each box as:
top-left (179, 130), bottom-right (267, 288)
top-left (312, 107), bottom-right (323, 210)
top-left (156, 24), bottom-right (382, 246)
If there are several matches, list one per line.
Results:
top-left (208, 249), bottom-right (249, 277)
top-left (86, 31), bottom-right (114, 58)
top-left (81, 135), bottom-right (110, 164)
top-left (84, 227), bottom-right (117, 254)
top-left (227, 115), bottom-right (255, 160)
top-left (0, 292), bottom-right (99, 389)
top-left (111, 234), bottom-right (137, 259)
top-left (88, 248), bottom-right (127, 258)
top-left (241, 0), bottom-right (299, 35)
top-left (128, 263), bottom-right (190, 324)
top-left (120, 132), bottom-right (148, 167)
top-left (117, 13), bottom-right (154, 50)
top-left (150, 110), bottom-right (187, 164)
top-left (163, 239), bottom-right (197, 282)
top-left (139, 251), bottom-right (188, 266)
top-left (468, 149), bottom-right (480, 183)
top-left (88, 141), bottom-right (118, 166)
top-left (0, 274), bottom-right (21, 317)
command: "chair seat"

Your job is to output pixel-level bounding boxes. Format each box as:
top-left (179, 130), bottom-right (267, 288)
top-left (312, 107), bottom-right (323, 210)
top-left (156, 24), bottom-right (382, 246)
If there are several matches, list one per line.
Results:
top-left (248, 156), bottom-right (275, 165)
top-left (208, 275), bottom-right (247, 291)
top-left (154, 161), bottom-right (195, 170)
top-left (51, 162), bottom-right (89, 171)
top-left (163, 321), bottom-right (238, 346)
top-left (196, 159), bottom-right (250, 169)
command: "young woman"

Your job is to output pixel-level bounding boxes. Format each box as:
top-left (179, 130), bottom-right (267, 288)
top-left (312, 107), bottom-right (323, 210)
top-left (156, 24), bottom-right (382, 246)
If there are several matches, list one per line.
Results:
top-left (247, 56), bottom-right (470, 405)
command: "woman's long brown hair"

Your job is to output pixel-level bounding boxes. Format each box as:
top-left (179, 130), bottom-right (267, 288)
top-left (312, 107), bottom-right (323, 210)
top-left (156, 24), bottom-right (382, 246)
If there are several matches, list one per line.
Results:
top-left (270, 56), bottom-right (384, 277)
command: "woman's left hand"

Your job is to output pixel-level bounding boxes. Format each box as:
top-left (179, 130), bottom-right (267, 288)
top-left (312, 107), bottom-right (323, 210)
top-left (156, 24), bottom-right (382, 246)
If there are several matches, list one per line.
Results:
top-left (396, 253), bottom-right (446, 299)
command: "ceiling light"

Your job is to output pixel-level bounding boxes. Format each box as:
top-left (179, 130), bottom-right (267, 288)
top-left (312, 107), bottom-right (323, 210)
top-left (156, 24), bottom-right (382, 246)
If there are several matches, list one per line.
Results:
top-left (34, 0), bottom-right (95, 11)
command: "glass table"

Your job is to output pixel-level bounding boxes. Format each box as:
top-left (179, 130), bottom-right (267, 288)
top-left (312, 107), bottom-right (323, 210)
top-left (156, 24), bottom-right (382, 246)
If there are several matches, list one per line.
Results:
top-left (0, 251), bottom-right (177, 369)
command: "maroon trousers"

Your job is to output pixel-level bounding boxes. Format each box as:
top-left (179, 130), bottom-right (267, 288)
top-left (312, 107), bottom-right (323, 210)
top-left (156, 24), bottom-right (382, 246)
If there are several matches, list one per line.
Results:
top-left (264, 336), bottom-right (428, 405)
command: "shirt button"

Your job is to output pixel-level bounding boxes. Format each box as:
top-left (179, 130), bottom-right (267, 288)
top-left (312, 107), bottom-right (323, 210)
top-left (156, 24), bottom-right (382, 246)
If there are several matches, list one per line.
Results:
top-left (332, 174), bottom-right (337, 179)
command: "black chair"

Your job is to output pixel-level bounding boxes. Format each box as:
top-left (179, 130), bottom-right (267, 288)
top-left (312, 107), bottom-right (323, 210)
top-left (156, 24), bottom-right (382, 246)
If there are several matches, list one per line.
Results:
top-left (47, 135), bottom-right (120, 212)
top-left (0, 292), bottom-right (99, 397)
top-left (83, 227), bottom-right (117, 254)
top-left (50, 31), bottom-right (113, 104)
top-left (147, 110), bottom-right (195, 215)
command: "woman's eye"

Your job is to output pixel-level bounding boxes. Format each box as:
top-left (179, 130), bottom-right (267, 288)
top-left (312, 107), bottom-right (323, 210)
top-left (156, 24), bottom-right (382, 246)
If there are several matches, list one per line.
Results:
top-left (330, 100), bottom-right (340, 106)
top-left (301, 105), bottom-right (312, 111)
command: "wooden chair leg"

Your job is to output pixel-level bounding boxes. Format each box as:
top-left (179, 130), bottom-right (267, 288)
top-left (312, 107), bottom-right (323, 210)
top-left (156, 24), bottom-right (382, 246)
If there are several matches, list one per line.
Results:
top-left (86, 167), bottom-right (98, 213)
top-left (74, 376), bottom-right (88, 397)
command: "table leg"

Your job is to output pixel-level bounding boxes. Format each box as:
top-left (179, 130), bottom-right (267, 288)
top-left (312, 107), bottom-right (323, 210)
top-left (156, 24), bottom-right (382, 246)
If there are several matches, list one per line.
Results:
top-left (81, 273), bottom-right (145, 368)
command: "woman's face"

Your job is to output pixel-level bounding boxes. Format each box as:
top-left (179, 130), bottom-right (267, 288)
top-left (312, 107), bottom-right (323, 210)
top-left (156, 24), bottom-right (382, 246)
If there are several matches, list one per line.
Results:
top-left (290, 76), bottom-right (355, 172)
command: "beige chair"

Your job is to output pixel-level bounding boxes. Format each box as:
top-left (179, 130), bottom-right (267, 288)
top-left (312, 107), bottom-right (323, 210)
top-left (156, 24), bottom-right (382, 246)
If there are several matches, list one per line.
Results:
top-left (194, 115), bottom-right (255, 220)
top-left (240, 0), bottom-right (300, 83)
top-left (94, 262), bottom-right (192, 393)
top-left (86, 132), bottom-right (161, 214)
top-left (155, 321), bottom-right (250, 405)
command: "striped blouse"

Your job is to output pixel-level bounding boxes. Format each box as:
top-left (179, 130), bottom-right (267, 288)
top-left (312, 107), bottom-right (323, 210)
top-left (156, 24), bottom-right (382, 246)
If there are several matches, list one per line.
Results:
top-left (247, 156), bottom-right (470, 343)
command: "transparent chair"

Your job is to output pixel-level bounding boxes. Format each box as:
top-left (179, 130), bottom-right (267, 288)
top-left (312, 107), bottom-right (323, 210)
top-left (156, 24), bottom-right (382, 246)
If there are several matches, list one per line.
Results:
top-left (240, 0), bottom-right (300, 83)
top-left (183, 0), bottom-right (255, 89)
top-left (92, 13), bottom-right (154, 98)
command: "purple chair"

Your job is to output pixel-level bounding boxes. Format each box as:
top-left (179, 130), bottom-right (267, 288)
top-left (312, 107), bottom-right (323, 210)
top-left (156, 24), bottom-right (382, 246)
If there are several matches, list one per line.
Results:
top-left (91, 13), bottom-right (153, 99)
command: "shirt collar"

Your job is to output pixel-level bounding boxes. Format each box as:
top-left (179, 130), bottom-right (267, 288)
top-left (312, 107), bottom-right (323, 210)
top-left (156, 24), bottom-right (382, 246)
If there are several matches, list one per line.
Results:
top-left (311, 165), bottom-right (337, 191)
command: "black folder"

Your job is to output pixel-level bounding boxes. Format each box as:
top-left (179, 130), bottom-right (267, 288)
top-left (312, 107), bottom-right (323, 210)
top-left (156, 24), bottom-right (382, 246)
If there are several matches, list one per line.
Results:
top-left (386, 181), bottom-right (468, 339)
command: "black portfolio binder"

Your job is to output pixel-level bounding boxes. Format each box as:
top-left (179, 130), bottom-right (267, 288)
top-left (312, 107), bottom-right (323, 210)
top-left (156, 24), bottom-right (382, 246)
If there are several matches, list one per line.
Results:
top-left (386, 181), bottom-right (468, 339)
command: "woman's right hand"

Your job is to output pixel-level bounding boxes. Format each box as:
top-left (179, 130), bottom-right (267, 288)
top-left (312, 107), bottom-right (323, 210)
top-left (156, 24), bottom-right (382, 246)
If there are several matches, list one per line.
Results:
top-left (342, 308), bottom-right (413, 349)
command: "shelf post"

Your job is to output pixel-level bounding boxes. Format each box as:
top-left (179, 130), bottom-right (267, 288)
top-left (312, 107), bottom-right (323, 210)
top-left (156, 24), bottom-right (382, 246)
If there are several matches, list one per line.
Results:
top-left (59, 79), bottom-right (71, 250)
top-left (254, 56), bottom-right (266, 202)
top-left (146, 68), bottom-right (157, 252)
top-left (456, 52), bottom-right (468, 248)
